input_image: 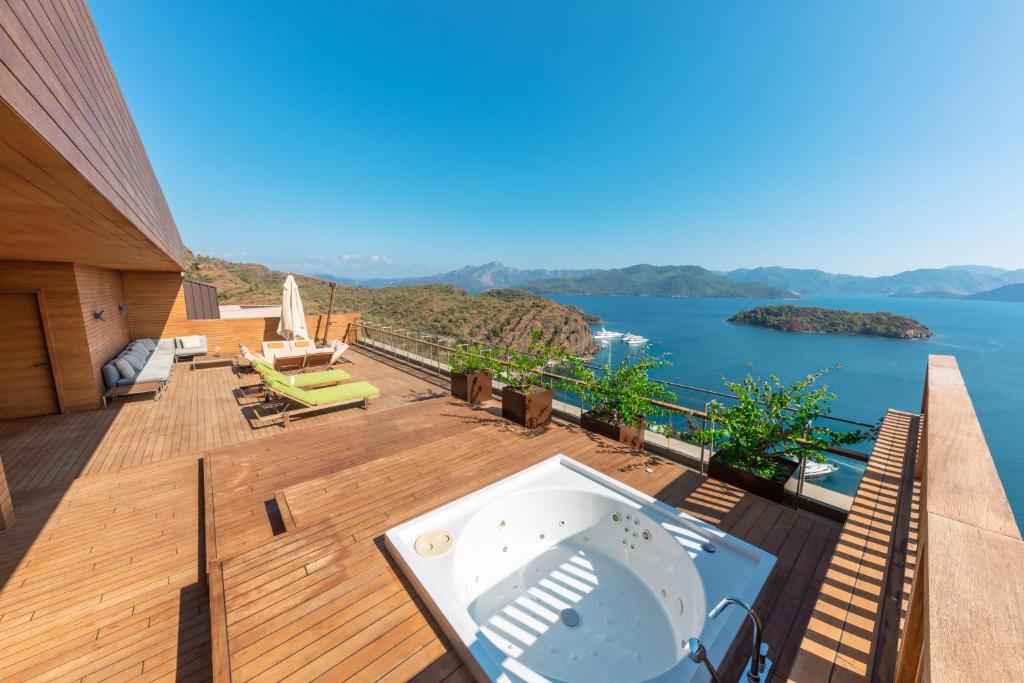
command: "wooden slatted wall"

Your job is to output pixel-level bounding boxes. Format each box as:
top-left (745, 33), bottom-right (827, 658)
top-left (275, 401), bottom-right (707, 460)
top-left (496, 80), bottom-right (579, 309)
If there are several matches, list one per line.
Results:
top-left (124, 272), bottom-right (359, 354)
top-left (0, 0), bottom-right (184, 269)
top-left (74, 264), bottom-right (130, 398)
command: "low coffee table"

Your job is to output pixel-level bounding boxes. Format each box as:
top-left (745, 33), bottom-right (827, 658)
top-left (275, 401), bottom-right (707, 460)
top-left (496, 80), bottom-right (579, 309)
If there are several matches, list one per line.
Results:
top-left (190, 354), bottom-right (235, 371)
top-left (103, 381), bottom-right (163, 408)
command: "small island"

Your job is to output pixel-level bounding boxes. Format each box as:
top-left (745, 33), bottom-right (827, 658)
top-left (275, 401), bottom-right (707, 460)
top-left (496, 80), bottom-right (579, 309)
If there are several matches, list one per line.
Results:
top-left (729, 305), bottom-right (932, 339)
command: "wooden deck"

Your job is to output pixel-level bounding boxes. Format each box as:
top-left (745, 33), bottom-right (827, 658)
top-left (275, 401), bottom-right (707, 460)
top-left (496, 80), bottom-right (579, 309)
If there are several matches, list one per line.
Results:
top-left (0, 350), bottom-right (845, 681)
top-left (204, 396), bottom-right (844, 681)
top-left (0, 352), bottom-right (445, 495)
top-left (0, 351), bottom-right (444, 682)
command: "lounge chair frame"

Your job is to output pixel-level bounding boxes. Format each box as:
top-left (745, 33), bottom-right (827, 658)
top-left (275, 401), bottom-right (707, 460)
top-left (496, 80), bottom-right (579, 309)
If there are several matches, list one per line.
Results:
top-left (254, 385), bottom-right (372, 428)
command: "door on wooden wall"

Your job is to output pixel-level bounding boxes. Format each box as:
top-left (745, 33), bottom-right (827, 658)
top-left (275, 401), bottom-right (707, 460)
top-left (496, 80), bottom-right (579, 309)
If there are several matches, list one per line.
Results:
top-left (0, 293), bottom-right (59, 419)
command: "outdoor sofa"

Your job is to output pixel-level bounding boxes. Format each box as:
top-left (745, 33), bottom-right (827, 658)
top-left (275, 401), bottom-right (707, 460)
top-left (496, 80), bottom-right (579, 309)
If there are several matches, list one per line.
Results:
top-left (102, 338), bottom-right (175, 391)
top-left (101, 335), bottom-right (211, 392)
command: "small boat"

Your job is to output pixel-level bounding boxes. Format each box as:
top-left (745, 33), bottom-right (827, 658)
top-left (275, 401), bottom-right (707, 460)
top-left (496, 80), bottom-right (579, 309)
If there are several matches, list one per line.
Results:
top-left (785, 456), bottom-right (839, 479)
top-left (593, 327), bottom-right (623, 340)
top-left (623, 333), bottom-right (648, 344)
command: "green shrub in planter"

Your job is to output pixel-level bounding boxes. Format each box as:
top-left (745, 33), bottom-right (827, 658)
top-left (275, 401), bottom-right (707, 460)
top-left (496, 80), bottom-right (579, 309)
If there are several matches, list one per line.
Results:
top-left (450, 343), bottom-right (495, 375)
top-left (491, 329), bottom-right (565, 394)
top-left (693, 365), bottom-right (875, 484)
top-left (559, 346), bottom-right (676, 430)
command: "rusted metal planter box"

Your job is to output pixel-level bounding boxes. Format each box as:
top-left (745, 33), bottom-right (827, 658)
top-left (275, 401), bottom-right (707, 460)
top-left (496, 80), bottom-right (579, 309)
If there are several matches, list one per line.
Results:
top-left (580, 411), bottom-right (645, 449)
top-left (501, 387), bottom-right (552, 428)
top-left (708, 451), bottom-right (797, 504)
top-left (451, 371), bottom-right (492, 405)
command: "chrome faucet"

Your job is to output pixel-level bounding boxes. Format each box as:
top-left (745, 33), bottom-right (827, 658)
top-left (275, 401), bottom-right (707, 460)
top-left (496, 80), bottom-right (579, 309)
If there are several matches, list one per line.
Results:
top-left (709, 597), bottom-right (772, 683)
top-left (683, 637), bottom-right (722, 683)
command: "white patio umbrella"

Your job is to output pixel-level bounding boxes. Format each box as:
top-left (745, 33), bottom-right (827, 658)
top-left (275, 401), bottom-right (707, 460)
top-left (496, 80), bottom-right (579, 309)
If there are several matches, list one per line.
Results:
top-left (276, 274), bottom-right (309, 340)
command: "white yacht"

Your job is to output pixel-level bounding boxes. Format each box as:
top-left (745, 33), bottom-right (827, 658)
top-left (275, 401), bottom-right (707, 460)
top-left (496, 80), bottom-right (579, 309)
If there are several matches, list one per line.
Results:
top-left (593, 327), bottom-right (623, 340)
top-left (623, 333), bottom-right (649, 344)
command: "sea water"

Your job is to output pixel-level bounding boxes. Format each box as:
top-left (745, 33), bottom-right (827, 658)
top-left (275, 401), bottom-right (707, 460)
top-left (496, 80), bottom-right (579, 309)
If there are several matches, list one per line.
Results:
top-left (552, 294), bottom-right (1024, 529)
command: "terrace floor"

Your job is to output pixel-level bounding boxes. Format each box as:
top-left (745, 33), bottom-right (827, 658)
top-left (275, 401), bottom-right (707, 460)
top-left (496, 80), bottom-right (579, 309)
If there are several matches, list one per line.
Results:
top-left (0, 350), bottom-right (844, 681)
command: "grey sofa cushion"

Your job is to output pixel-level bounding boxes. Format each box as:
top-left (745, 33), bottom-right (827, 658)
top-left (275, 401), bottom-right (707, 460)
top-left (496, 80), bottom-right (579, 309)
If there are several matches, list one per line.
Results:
top-left (102, 363), bottom-right (121, 390)
top-left (113, 358), bottom-right (136, 379)
top-left (173, 342), bottom-right (207, 358)
top-left (123, 353), bottom-right (145, 372)
top-left (135, 354), bottom-right (174, 384)
top-left (136, 338), bottom-right (157, 352)
top-left (151, 348), bottom-right (174, 363)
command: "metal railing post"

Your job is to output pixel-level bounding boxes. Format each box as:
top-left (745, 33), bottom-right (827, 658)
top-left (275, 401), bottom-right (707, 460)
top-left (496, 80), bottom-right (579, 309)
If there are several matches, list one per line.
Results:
top-left (794, 419), bottom-right (812, 510)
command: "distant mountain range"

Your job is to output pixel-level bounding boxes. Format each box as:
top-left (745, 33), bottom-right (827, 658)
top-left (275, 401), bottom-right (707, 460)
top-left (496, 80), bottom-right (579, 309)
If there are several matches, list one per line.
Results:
top-left (307, 262), bottom-right (1024, 301)
top-left (313, 262), bottom-right (597, 294)
top-left (722, 265), bottom-right (1024, 297)
top-left (520, 264), bottom-right (795, 298)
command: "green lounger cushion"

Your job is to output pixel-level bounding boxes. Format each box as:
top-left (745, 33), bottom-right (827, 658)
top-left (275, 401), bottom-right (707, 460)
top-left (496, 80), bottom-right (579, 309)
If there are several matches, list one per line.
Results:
top-left (291, 368), bottom-right (352, 386)
top-left (268, 379), bottom-right (379, 406)
top-left (253, 360), bottom-right (350, 387)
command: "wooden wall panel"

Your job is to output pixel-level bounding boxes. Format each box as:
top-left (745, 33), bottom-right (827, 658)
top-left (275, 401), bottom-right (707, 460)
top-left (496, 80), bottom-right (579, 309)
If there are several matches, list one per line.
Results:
top-left (124, 272), bottom-right (360, 354)
top-left (0, 0), bottom-right (184, 269)
top-left (0, 261), bottom-right (100, 413)
top-left (75, 265), bottom-right (129, 396)
top-left (907, 355), bottom-right (1024, 680)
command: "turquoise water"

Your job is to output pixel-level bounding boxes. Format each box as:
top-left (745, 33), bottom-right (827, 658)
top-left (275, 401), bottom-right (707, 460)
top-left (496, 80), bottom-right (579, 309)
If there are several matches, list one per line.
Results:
top-left (552, 294), bottom-right (1024, 527)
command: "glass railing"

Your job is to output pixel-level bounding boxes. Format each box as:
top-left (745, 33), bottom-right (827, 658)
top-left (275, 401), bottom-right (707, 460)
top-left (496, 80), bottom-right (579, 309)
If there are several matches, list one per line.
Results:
top-left (352, 320), bottom-right (878, 519)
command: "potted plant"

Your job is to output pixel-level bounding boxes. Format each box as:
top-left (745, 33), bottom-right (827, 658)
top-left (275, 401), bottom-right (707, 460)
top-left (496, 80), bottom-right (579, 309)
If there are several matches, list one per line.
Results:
top-left (560, 347), bottom-right (675, 448)
top-left (450, 342), bottom-right (494, 404)
top-left (493, 329), bottom-right (564, 428)
top-left (693, 366), bottom-right (873, 503)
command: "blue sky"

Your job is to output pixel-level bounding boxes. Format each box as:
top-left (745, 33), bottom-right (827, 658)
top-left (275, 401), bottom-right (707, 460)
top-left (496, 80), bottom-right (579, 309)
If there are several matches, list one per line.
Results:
top-left (92, 1), bottom-right (1023, 278)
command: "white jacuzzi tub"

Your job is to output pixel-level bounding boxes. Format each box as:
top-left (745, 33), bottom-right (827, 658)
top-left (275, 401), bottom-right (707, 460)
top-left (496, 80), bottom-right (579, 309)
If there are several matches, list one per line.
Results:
top-left (385, 455), bottom-right (775, 682)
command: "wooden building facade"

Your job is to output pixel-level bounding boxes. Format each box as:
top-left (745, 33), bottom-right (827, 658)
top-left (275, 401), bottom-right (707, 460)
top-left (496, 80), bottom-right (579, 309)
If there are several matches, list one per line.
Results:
top-left (0, 0), bottom-right (188, 419)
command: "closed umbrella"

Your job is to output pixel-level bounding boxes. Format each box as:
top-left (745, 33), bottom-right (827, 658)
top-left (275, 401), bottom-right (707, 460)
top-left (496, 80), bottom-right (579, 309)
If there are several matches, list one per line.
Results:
top-left (277, 274), bottom-right (309, 340)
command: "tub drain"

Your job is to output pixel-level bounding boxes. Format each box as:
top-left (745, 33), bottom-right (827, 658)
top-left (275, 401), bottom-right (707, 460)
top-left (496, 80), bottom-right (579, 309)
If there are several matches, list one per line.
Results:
top-left (560, 608), bottom-right (580, 627)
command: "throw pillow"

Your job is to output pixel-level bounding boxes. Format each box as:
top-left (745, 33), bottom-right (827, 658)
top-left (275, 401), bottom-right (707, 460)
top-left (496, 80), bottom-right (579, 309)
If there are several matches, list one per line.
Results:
top-left (102, 363), bottom-right (121, 389)
top-left (137, 338), bottom-right (157, 352)
top-left (113, 358), bottom-right (136, 379)
top-left (124, 353), bottom-right (145, 372)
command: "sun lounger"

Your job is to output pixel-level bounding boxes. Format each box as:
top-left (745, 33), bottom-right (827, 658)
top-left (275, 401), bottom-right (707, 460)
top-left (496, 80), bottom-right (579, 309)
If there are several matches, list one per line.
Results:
top-left (255, 378), bottom-right (380, 427)
top-left (251, 359), bottom-right (350, 389)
